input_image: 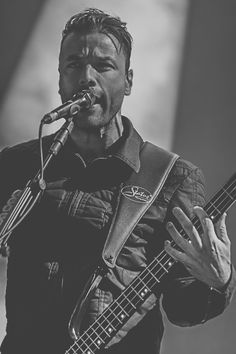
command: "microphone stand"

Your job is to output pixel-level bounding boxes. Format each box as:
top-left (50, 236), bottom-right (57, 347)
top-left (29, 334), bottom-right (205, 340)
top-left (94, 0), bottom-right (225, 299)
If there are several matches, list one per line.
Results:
top-left (0, 117), bottom-right (74, 256)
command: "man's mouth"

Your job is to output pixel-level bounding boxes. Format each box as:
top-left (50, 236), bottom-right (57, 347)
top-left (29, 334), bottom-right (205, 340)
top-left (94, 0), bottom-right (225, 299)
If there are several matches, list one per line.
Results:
top-left (91, 95), bottom-right (104, 107)
top-left (79, 97), bottom-right (103, 112)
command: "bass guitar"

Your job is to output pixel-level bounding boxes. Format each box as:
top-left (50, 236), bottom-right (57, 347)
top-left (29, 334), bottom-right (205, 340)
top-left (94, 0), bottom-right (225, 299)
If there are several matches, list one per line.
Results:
top-left (65, 172), bottom-right (236, 354)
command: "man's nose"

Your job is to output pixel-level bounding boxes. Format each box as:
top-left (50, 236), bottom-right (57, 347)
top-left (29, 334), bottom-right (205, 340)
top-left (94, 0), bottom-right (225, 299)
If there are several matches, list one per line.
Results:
top-left (78, 64), bottom-right (96, 88)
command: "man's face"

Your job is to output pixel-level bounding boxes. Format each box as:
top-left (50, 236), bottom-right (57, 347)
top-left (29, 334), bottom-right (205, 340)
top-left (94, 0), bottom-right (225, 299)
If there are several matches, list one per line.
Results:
top-left (58, 30), bottom-right (132, 130)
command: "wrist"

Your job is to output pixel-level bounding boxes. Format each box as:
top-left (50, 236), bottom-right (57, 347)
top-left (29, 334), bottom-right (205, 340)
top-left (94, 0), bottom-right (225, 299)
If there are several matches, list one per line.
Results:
top-left (211, 265), bottom-right (233, 294)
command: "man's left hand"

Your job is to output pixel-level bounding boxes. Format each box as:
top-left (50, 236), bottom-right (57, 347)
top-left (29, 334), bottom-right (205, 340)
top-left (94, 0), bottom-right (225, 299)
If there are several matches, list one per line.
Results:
top-left (165, 206), bottom-right (232, 289)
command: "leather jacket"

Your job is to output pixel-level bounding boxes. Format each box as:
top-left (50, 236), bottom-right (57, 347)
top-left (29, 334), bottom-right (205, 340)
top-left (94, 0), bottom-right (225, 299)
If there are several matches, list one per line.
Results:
top-left (0, 117), bottom-right (235, 354)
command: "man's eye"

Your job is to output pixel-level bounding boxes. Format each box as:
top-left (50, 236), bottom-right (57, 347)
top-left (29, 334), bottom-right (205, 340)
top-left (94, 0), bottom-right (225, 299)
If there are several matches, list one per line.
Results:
top-left (68, 62), bottom-right (80, 68)
top-left (96, 63), bottom-right (113, 71)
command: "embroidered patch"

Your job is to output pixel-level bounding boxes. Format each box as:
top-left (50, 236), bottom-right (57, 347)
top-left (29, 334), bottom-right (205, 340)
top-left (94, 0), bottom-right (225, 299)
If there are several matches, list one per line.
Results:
top-left (121, 185), bottom-right (153, 203)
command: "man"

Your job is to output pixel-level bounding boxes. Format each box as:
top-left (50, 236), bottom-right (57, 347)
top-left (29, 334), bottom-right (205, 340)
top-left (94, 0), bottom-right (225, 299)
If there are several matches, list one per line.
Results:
top-left (0, 8), bottom-right (235, 354)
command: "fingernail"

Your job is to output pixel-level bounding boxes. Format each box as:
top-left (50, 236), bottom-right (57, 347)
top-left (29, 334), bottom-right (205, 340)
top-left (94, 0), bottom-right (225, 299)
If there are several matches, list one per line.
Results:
top-left (205, 218), bottom-right (211, 226)
top-left (173, 207), bottom-right (180, 212)
top-left (166, 222), bottom-right (173, 229)
top-left (172, 207), bottom-right (180, 216)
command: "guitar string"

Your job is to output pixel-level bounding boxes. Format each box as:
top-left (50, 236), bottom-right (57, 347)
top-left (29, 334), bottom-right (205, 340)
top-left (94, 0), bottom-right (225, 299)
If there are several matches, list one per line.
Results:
top-left (69, 208), bottom-right (235, 353)
top-left (94, 177), bottom-right (236, 314)
top-left (118, 179), bottom-right (236, 303)
top-left (69, 210), bottom-right (235, 353)
top-left (66, 178), bottom-right (236, 354)
top-left (66, 253), bottom-right (178, 354)
top-left (138, 179), bottom-right (236, 289)
top-left (0, 168), bottom-right (234, 352)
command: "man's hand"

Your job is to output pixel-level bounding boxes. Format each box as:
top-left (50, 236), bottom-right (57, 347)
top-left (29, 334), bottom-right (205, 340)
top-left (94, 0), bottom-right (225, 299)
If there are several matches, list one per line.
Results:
top-left (165, 206), bottom-right (232, 289)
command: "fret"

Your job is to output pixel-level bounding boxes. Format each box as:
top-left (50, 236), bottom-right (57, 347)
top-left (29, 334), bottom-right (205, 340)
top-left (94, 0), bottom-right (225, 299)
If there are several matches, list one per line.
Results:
top-left (145, 267), bottom-right (160, 283)
top-left (67, 345), bottom-right (77, 354)
top-left (86, 325), bottom-right (105, 341)
top-left (128, 284), bottom-right (145, 300)
top-left (102, 306), bottom-right (123, 328)
top-left (93, 317), bottom-right (113, 337)
top-left (64, 173), bottom-right (236, 354)
top-left (154, 256), bottom-right (169, 273)
top-left (89, 339), bottom-right (99, 350)
top-left (67, 338), bottom-right (94, 354)
top-left (85, 326), bottom-right (105, 348)
top-left (210, 194), bottom-right (226, 212)
top-left (77, 336), bottom-right (95, 354)
top-left (97, 315), bottom-right (116, 336)
top-left (114, 313), bottom-right (122, 324)
top-left (115, 301), bottom-right (129, 317)
top-left (205, 182), bottom-right (236, 219)
top-left (73, 341), bottom-right (83, 353)
top-left (121, 292), bottom-right (136, 309)
top-left (226, 178), bottom-right (236, 195)
top-left (139, 277), bottom-right (151, 292)
top-left (107, 304), bottom-right (125, 324)
top-left (222, 187), bottom-right (235, 201)
top-left (141, 254), bottom-right (176, 292)
top-left (208, 201), bottom-right (221, 217)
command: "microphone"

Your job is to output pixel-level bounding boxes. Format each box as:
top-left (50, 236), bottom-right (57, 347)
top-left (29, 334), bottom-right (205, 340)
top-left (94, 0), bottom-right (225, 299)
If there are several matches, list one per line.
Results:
top-left (42, 90), bottom-right (96, 124)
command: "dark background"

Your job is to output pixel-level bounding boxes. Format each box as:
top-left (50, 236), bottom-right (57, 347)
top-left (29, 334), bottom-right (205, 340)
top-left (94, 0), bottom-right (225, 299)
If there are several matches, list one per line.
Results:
top-left (0, 1), bottom-right (236, 353)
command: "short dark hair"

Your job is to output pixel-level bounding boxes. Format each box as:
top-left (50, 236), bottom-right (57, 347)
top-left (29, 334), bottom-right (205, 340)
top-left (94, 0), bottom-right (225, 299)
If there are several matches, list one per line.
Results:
top-left (61, 8), bottom-right (133, 72)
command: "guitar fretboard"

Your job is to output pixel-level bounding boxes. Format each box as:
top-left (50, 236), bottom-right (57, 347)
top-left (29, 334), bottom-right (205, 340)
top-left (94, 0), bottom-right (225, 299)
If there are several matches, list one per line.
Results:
top-left (66, 172), bottom-right (236, 354)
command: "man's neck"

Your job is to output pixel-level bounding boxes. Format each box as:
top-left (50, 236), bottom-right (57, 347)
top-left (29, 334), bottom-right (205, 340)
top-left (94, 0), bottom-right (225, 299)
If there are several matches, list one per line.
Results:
top-left (70, 114), bottom-right (124, 162)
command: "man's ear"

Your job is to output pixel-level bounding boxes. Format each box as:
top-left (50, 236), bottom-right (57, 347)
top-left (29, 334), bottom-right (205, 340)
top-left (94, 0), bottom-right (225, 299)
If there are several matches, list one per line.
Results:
top-left (125, 69), bottom-right (133, 96)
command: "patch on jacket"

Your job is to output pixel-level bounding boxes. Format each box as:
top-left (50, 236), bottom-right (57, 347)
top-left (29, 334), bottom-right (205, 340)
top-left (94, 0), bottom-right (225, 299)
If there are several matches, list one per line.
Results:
top-left (121, 185), bottom-right (152, 203)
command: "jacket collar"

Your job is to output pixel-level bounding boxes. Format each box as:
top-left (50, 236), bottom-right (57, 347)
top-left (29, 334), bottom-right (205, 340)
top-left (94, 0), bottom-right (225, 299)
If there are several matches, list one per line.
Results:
top-left (108, 116), bottom-right (143, 173)
top-left (38, 116), bottom-right (143, 173)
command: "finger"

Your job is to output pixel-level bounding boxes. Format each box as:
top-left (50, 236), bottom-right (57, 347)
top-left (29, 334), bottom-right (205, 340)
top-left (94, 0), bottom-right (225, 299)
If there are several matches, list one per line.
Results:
top-left (193, 206), bottom-right (217, 246)
top-left (164, 240), bottom-right (190, 264)
top-left (166, 221), bottom-right (193, 254)
top-left (172, 207), bottom-right (202, 249)
top-left (215, 213), bottom-right (230, 244)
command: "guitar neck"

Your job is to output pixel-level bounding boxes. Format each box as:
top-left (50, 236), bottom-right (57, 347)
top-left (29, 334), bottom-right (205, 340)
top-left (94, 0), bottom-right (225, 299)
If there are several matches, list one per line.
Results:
top-left (66, 172), bottom-right (236, 354)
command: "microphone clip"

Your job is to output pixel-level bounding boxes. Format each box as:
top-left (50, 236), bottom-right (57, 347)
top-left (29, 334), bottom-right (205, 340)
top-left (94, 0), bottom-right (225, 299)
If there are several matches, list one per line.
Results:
top-left (42, 90), bottom-right (95, 124)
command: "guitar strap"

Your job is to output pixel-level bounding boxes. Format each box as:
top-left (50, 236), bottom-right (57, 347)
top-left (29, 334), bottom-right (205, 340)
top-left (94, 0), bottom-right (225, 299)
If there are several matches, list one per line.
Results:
top-left (102, 141), bottom-right (179, 268)
top-left (68, 141), bottom-right (179, 339)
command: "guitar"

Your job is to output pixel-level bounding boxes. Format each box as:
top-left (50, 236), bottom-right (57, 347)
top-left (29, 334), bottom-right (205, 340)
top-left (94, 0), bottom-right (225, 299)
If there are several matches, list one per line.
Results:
top-left (65, 172), bottom-right (236, 354)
